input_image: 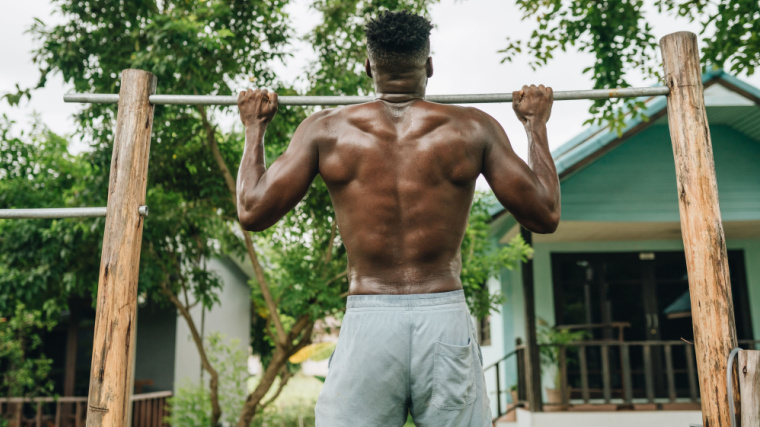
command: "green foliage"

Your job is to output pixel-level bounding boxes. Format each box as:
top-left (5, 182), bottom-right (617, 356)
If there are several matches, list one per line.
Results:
top-left (461, 193), bottom-right (533, 318)
top-left (247, 374), bottom-right (322, 427)
top-left (501, 0), bottom-right (760, 133)
top-left (25, 0), bottom-right (296, 313)
top-left (500, 0), bottom-right (658, 133)
top-left (166, 333), bottom-right (249, 427)
top-left (166, 380), bottom-right (213, 427)
top-left (307, 0), bottom-right (438, 97)
top-left (536, 318), bottom-right (588, 388)
top-left (0, 116), bottom-right (101, 314)
top-left (656, 0), bottom-right (760, 76)
top-left (0, 303), bottom-right (56, 397)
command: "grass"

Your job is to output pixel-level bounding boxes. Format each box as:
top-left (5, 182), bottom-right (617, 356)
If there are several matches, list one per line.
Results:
top-left (246, 372), bottom-right (420, 426)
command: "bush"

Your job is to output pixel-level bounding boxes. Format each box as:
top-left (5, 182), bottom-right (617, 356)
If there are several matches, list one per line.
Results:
top-left (166, 333), bottom-right (248, 426)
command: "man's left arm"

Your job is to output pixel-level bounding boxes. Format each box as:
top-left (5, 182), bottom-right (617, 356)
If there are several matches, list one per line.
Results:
top-left (236, 89), bottom-right (319, 231)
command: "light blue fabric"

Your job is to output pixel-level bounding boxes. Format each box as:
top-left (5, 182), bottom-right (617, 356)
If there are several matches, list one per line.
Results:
top-left (315, 290), bottom-right (491, 427)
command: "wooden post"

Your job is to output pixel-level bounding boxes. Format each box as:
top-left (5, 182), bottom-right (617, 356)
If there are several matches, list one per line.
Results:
top-left (739, 350), bottom-right (760, 427)
top-left (660, 32), bottom-right (739, 427)
top-left (86, 69), bottom-right (156, 427)
top-left (520, 227), bottom-right (543, 411)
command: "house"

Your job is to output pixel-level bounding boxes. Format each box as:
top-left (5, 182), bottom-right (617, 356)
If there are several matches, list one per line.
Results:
top-left (483, 70), bottom-right (760, 426)
top-left (1, 257), bottom-right (251, 427)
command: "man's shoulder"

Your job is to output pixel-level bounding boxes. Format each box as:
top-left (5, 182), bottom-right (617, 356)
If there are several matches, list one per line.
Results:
top-left (420, 101), bottom-right (493, 123)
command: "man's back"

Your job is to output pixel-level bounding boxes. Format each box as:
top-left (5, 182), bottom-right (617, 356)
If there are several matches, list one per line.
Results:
top-left (314, 99), bottom-right (484, 294)
top-left (236, 11), bottom-right (560, 426)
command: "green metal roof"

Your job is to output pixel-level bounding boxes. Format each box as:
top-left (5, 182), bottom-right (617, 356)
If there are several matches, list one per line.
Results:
top-left (490, 69), bottom-right (760, 221)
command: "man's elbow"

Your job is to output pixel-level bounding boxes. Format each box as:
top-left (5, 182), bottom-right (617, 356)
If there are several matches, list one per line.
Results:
top-left (237, 208), bottom-right (269, 232)
top-left (531, 210), bottom-right (560, 234)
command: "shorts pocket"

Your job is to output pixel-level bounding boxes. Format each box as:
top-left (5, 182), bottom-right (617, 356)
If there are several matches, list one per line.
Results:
top-left (431, 339), bottom-right (476, 410)
top-left (327, 349), bottom-right (335, 368)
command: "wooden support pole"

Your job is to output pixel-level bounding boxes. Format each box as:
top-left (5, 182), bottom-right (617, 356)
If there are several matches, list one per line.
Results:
top-left (738, 350), bottom-right (760, 427)
top-left (660, 32), bottom-right (739, 427)
top-left (86, 69), bottom-right (156, 427)
top-left (520, 227), bottom-right (543, 412)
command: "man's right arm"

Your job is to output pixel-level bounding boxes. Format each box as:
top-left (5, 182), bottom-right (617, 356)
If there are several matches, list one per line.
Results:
top-left (480, 85), bottom-right (560, 233)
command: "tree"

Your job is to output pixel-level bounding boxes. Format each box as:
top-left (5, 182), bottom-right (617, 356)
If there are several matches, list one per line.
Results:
top-left (501, 0), bottom-right (760, 132)
top-left (27, 1), bottom-right (291, 424)
top-left (10, 1), bottom-right (531, 426)
top-left (0, 116), bottom-right (89, 423)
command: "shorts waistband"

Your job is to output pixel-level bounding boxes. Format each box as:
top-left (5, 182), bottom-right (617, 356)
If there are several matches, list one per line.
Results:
top-left (346, 290), bottom-right (466, 310)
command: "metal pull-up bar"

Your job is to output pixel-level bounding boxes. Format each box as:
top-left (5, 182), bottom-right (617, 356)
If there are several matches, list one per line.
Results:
top-left (0, 206), bottom-right (149, 219)
top-left (64, 86), bottom-right (670, 106)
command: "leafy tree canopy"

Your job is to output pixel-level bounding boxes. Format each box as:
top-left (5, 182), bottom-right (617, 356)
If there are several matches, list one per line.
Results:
top-left (502, 0), bottom-right (760, 132)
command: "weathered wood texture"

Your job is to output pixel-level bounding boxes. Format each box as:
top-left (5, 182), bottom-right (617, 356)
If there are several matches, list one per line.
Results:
top-left (739, 350), bottom-right (760, 427)
top-left (660, 32), bottom-right (739, 427)
top-left (86, 69), bottom-right (157, 427)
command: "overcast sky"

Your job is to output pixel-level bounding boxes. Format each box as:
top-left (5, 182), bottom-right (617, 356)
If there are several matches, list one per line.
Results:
top-left (2, 0), bottom-right (759, 162)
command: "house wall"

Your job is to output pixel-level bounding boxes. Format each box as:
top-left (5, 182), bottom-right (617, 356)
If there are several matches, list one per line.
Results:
top-left (499, 238), bottom-right (760, 393)
top-left (480, 276), bottom-right (507, 417)
top-left (173, 257), bottom-right (251, 392)
top-left (561, 124), bottom-right (760, 222)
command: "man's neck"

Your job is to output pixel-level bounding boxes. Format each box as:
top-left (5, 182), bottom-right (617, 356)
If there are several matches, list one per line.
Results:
top-left (372, 71), bottom-right (427, 103)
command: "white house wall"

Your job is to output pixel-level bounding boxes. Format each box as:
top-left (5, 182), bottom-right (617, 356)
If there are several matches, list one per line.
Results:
top-left (480, 275), bottom-right (507, 417)
top-left (173, 257), bottom-right (251, 392)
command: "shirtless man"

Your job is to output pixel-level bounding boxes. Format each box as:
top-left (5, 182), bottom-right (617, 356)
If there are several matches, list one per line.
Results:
top-left (236, 11), bottom-right (559, 427)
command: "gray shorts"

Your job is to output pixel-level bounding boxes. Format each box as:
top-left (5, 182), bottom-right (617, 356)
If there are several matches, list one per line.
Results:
top-left (315, 290), bottom-right (491, 427)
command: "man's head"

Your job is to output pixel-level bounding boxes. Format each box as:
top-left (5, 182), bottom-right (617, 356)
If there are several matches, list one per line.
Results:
top-left (365, 11), bottom-right (433, 78)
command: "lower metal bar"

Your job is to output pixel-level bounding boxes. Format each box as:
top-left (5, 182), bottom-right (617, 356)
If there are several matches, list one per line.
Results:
top-left (0, 206), bottom-right (149, 219)
top-left (64, 86), bottom-right (670, 106)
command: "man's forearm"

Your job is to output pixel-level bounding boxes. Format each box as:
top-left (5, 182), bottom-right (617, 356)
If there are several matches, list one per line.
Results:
top-left (237, 123), bottom-right (268, 208)
top-left (524, 120), bottom-right (560, 206)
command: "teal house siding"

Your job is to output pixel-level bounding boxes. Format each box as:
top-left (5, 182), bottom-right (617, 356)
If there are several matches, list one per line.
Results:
top-left (560, 124), bottom-right (760, 223)
top-left (488, 71), bottom-right (760, 403)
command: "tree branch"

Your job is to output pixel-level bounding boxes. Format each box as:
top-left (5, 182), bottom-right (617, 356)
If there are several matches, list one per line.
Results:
top-left (325, 270), bottom-right (347, 287)
top-left (258, 368), bottom-right (293, 412)
top-left (241, 228), bottom-right (287, 346)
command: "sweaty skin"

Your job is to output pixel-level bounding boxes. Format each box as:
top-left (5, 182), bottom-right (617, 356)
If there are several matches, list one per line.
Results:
top-left (236, 57), bottom-right (560, 295)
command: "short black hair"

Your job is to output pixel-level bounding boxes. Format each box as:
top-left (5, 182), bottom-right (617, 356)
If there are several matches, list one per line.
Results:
top-left (365, 11), bottom-right (433, 67)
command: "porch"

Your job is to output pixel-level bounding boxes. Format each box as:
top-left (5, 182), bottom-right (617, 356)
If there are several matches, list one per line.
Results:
top-left (0, 391), bottom-right (171, 427)
top-left (486, 338), bottom-right (760, 423)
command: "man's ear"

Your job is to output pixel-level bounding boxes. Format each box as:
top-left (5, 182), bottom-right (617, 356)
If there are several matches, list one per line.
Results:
top-left (365, 58), bottom-right (373, 78)
top-left (426, 57), bottom-right (434, 78)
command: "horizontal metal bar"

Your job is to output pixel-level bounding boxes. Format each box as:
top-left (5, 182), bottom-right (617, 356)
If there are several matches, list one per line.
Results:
top-left (0, 206), bottom-right (149, 219)
top-left (64, 86), bottom-right (670, 106)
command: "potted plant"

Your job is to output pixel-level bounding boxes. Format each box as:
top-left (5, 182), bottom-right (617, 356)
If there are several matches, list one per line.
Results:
top-left (537, 319), bottom-right (588, 405)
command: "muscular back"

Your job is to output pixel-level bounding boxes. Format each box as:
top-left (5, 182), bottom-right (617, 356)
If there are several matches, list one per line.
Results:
top-left (315, 100), bottom-right (484, 294)
top-left (236, 86), bottom-right (559, 296)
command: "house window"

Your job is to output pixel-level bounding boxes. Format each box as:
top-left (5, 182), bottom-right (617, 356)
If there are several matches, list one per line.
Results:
top-left (478, 315), bottom-right (491, 346)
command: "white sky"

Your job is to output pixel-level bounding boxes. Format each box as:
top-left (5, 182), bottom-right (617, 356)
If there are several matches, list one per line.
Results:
top-left (2, 0), bottom-right (759, 163)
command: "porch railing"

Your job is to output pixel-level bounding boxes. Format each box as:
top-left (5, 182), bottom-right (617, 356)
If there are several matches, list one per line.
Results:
top-left (483, 338), bottom-right (527, 421)
top-left (487, 338), bottom-right (760, 419)
top-left (0, 391), bottom-right (171, 427)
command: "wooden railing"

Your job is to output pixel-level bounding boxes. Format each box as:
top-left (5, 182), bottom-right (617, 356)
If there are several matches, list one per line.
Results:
top-left (0, 391), bottom-right (171, 427)
top-left (487, 338), bottom-right (760, 419)
top-left (131, 391), bottom-right (171, 427)
top-left (546, 340), bottom-right (758, 407)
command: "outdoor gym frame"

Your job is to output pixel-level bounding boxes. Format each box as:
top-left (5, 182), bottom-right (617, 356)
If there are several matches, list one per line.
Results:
top-left (2, 31), bottom-right (756, 427)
